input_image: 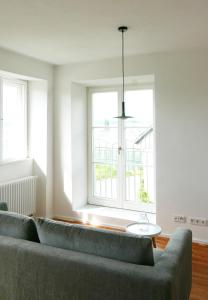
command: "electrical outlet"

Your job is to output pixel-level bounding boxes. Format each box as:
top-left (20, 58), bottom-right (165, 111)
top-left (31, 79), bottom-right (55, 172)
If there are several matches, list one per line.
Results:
top-left (200, 219), bottom-right (206, 226)
top-left (190, 217), bottom-right (208, 226)
top-left (173, 215), bottom-right (187, 223)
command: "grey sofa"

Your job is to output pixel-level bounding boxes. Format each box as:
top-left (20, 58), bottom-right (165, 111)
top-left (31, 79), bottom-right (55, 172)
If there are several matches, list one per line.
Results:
top-left (0, 212), bottom-right (192, 300)
top-left (0, 202), bottom-right (8, 211)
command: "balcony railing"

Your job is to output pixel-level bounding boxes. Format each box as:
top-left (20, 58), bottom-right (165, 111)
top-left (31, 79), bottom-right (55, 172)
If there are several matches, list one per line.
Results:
top-left (92, 130), bottom-right (154, 204)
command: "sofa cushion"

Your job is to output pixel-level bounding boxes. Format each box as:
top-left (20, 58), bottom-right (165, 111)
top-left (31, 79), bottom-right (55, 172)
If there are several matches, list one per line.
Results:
top-left (35, 218), bottom-right (154, 266)
top-left (0, 202), bottom-right (8, 211)
top-left (0, 211), bottom-right (39, 242)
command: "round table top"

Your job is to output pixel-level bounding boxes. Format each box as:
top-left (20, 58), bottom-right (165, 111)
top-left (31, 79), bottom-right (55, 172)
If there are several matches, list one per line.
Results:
top-left (126, 222), bottom-right (162, 237)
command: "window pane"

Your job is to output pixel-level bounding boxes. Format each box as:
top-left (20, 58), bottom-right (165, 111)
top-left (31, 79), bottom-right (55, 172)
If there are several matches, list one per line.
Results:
top-left (2, 80), bottom-right (27, 161)
top-left (92, 128), bottom-right (118, 163)
top-left (91, 91), bottom-right (118, 201)
top-left (125, 89), bottom-right (153, 128)
top-left (124, 89), bottom-right (154, 205)
top-left (92, 92), bottom-right (118, 127)
top-left (93, 163), bottom-right (118, 199)
top-left (92, 128), bottom-right (118, 200)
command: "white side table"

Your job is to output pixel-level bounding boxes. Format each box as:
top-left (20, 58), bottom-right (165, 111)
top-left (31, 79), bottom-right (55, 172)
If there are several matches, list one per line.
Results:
top-left (126, 223), bottom-right (162, 248)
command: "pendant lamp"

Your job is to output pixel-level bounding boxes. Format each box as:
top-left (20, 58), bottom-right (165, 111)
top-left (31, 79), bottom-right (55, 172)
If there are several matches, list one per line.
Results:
top-left (115, 26), bottom-right (133, 119)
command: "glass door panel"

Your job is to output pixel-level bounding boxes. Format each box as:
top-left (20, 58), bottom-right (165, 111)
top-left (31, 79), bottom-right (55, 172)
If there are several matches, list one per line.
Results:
top-left (91, 91), bottom-right (120, 206)
top-left (124, 89), bottom-right (155, 212)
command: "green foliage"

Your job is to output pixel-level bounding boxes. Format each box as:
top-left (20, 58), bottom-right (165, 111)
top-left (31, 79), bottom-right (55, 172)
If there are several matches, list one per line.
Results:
top-left (139, 191), bottom-right (150, 203)
top-left (96, 164), bottom-right (151, 204)
top-left (96, 165), bottom-right (117, 180)
top-left (96, 165), bottom-right (139, 180)
top-left (136, 167), bottom-right (151, 203)
top-left (125, 168), bottom-right (140, 177)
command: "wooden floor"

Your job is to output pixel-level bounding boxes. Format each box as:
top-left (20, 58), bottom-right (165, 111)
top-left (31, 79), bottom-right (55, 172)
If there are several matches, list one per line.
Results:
top-left (55, 218), bottom-right (208, 300)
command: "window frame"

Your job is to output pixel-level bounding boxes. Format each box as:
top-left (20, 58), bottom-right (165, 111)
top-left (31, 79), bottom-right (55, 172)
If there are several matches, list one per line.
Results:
top-left (88, 86), bottom-right (121, 208)
top-left (88, 84), bottom-right (156, 213)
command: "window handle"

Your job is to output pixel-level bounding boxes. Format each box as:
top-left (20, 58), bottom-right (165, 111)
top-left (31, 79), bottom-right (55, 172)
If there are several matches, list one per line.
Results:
top-left (118, 146), bottom-right (122, 155)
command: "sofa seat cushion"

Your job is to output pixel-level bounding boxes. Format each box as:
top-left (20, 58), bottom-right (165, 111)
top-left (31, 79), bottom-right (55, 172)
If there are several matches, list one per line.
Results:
top-left (36, 218), bottom-right (154, 266)
top-left (0, 211), bottom-right (39, 242)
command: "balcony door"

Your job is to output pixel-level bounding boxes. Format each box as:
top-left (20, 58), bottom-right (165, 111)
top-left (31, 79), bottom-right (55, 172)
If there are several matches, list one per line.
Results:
top-left (88, 86), bottom-right (155, 213)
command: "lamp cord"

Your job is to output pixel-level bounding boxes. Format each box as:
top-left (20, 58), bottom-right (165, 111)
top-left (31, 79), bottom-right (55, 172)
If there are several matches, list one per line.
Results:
top-left (122, 29), bottom-right (125, 104)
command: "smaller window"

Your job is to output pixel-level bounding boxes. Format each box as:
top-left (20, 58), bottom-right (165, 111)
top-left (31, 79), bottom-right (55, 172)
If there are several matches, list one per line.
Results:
top-left (0, 78), bottom-right (27, 162)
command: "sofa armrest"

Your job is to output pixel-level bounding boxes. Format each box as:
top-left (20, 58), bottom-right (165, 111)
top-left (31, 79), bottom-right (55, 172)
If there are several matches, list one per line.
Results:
top-left (156, 228), bottom-right (192, 300)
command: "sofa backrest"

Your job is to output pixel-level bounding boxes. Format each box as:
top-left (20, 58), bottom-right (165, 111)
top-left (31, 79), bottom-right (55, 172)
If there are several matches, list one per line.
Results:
top-left (0, 202), bottom-right (8, 211)
top-left (35, 218), bottom-right (154, 266)
top-left (0, 210), bottom-right (39, 242)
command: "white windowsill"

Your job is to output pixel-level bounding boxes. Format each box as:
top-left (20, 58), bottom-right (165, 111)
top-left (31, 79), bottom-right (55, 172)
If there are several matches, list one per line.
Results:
top-left (76, 205), bottom-right (156, 227)
top-left (0, 157), bottom-right (32, 166)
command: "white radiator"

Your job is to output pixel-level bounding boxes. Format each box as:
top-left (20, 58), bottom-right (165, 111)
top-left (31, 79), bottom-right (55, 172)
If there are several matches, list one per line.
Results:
top-left (0, 176), bottom-right (37, 215)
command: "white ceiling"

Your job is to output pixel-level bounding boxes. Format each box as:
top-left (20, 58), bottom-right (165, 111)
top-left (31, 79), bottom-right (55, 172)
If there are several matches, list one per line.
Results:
top-left (0, 0), bottom-right (208, 65)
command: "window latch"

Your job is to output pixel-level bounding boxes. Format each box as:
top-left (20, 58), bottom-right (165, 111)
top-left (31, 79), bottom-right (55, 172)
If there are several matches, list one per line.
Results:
top-left (118, 146), bottom-right (122, 155)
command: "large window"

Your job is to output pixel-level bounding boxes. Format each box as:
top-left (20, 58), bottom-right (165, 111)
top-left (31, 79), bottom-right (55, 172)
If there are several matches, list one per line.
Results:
top-left (88, 86), bottom-right (155, 213)
top-left (0, 77), bottom-right (27, 162)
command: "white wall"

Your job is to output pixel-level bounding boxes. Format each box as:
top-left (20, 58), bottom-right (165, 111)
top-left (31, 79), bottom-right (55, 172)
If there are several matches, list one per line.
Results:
top-left (0, 48), bottom-right (53, 217)
top-left (0, 159), bottom-right (33, 183)
top-left (28, 80), bottom-right (48, 216)
top-left (54, 49), bottom-right (208, 242)
top-left (71, 83), bottom-right (87, 209)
